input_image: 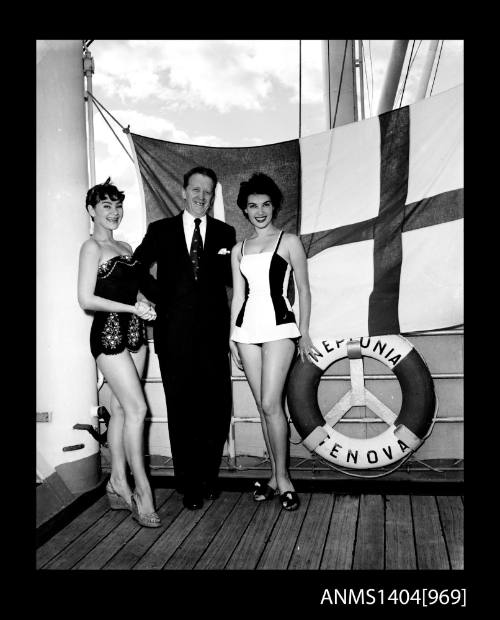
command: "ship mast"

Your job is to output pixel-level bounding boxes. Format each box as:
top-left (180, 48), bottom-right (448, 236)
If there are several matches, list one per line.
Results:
top-left (378, 40), bottom-right (409, 114)
top-left (323, 40), bottom-right (358, 128)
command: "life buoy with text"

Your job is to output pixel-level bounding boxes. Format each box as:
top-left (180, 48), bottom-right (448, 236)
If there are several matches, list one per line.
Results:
top-left (287, 335), bottom-right (437, 470)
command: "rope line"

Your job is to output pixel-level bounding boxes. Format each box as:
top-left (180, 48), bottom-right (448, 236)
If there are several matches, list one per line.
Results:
top-left (332, 40), bottom-right (349, 127)
top-left (368, 40), bottom-right (374, 114)
top-left (327, 40), bottom-right (331, 128)
top-left (299, 40), bottom-right (302, 138)
top-left (88, 92), bottom-right (134, 163)
top-left (87, 91), bottom-right (127, 130)
top-left (429, 40), bottom-right (444, 96)
top-left (409, 40), bottom-right (422, 70)
top-left (361, 40), bottom-right (372, 116)
top-left (305, 40), bottom-right (347, 256)
top-left (397, 40), bottom-right (416, 108)
top-left (305, 41), bottom-right (347, 255)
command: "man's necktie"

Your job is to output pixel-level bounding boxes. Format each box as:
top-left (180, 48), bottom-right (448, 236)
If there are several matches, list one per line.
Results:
top-left (190, 218), bottom-right (203, 280)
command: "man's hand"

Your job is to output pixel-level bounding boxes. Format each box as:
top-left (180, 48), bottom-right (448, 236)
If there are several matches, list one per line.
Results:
top-left (134, 301), bottom-right (156, 321)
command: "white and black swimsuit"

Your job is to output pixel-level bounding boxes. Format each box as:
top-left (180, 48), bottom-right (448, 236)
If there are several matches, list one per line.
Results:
top-left (231, 231), bottom-right (301, 344)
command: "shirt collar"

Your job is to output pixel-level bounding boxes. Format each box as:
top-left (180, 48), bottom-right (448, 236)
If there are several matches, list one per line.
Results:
top-left (183, 210), bottom-right (207, 226)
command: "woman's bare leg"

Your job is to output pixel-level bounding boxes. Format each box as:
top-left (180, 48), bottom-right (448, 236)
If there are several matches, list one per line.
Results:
top-left (127, 346), bottom-right (153, 508)
top-left (261, 339), bottom-right (296, 494)
top-left (107, 391), bottom-right (133, 500)
top-left (237, 343), bottom-right (277, 489)
top-left (97, 346), bottom-right (156, 514)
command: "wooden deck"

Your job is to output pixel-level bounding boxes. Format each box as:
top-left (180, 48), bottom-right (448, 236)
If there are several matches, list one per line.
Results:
top-left (37, 487), bottom-right (463, 570)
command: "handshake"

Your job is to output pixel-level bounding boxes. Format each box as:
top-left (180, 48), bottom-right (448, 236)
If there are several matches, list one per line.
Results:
top-left (134, 300), bottom-right (156, 321)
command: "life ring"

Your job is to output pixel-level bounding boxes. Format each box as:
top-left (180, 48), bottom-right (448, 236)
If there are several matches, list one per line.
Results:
top-left (287, 335), bottom-right (437, 470)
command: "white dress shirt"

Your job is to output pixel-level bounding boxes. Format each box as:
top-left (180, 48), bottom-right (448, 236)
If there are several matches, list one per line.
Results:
top-left (182, 210), bottom-right (207, 251)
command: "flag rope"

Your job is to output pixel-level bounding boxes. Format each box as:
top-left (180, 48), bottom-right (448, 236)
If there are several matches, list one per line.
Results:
top-left (396, 40), bottom-right (417, 108)
top-left (298, 40), bottom-right (302, 139)
top-left (304, 40), bottom-right (350, 256)
top-left (361, 40), bottom-right (372, 116)
top-left (332, 40), bottom-right (349, 128)
top-left (86, 91), bottom-right (134, 164)
top-left (86, 90), bottom-right (126, 130)
top-left (429, 40), bottom-right (445, 96)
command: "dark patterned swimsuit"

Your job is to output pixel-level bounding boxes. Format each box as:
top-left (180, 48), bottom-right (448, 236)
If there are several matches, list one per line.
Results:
top-left (90, 254), bottom-right (148, 359)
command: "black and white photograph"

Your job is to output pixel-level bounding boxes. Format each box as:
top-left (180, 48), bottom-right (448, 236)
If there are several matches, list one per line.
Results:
top-left (36, 38), bottom-right (464, 606)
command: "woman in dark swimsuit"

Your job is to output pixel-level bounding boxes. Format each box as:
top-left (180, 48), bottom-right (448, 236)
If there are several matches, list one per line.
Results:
top-left (77, 178), bottom-right (160, 528)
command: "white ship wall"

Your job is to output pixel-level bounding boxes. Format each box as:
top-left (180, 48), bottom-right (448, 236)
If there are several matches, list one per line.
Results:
top-left (98, 329), bottom-right (463, 464)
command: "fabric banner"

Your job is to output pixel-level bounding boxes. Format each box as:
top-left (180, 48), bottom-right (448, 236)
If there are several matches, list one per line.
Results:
top-left (131, 84), bottom-right (463, 340)
top-left (130, 136), bottom-right (301, 242)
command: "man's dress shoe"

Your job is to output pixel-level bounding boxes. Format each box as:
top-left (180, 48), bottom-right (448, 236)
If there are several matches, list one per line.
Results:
top-left (183, 493), bottom-right (204, 510)
top-left (203, 484), bottom-right (221, 500)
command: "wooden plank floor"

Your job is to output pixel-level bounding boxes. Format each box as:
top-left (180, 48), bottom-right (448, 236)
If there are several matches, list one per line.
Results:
top-left (37, 489), bottom-right (463, 570)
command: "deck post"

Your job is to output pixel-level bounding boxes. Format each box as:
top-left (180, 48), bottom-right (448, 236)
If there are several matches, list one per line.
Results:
top-left (37, 40), bottom-right (100, 495)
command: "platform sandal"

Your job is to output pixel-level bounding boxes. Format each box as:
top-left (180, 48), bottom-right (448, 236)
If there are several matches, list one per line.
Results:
top-left (106, 480), bottom-right (132, 511)
top-left (131, 492), bottom-right (162, 528)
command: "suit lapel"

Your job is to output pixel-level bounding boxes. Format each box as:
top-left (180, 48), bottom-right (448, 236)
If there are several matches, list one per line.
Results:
top-left (198, 216), bottom-right (218, 281)
top-left (173, 213), bottom-right (194, 278)
top-left (203, 216), bottom-right (216, 256)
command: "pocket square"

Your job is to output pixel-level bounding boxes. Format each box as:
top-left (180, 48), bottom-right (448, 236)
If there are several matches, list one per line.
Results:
top-left (217, 248), bottom-right (231, 255)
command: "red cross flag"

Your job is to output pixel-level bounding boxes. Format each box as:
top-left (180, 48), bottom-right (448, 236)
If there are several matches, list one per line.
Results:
top-left (130, 84), bottom-right (463, 339)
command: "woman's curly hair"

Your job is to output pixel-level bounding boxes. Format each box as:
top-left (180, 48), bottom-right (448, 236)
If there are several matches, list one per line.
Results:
top-left (86, 177), bottom-right (125, 209)
top-left (236, 172), bottom-right (283, 220)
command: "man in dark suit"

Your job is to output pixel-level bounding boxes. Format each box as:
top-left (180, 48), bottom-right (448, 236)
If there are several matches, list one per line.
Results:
top-left (134, 166), bottom-right (236, 510)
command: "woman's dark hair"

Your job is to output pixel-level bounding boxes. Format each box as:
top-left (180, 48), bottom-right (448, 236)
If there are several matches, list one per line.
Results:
top-left (85, 178), bottom-right (125, 219)
top-left (183, 166), bottom-right (218, 189)
top-left (236, 172), bottom-right (283, 220)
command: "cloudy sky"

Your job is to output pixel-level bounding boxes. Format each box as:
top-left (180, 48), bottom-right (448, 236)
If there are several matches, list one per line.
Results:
top-left (89, 40), bottom-right (463, 247)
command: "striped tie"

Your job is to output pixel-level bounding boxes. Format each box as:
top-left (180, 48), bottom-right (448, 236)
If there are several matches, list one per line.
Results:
top-left (190, 218), bottom-right (203, 280)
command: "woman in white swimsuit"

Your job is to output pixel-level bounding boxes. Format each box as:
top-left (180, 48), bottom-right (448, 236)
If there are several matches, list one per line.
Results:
top-left (230, 173), bottom-right (319, 511)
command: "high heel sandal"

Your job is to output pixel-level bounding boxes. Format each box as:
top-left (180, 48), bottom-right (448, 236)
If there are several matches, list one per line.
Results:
top-left (252, 480), bottom-right (279, 502)
top-left (106, 480), bottom-right (132, 511)
top-left (279, 491), bottom-right (300, 511)
top-left (130, 492), bottom-right (161, 528)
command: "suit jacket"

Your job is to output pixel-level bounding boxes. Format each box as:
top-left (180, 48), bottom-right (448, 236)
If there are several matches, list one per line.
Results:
top-left (134, 213), bottom-right (236, 359)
